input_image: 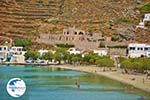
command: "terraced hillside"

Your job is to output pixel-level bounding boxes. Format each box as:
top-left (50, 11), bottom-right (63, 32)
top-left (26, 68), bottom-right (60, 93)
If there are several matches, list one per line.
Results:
top-left (0, 0), bottom-right (64, 37)
top-left (0, 0), bottom-right (150, 42)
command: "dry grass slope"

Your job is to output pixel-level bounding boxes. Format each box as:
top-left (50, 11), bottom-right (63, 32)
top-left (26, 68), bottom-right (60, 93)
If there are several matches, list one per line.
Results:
top-left (0, 0), bottom-right (150, 42)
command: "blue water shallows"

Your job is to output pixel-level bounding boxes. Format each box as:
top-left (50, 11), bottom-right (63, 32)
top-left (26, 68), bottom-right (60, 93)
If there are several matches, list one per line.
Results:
top-left (0, 65), bottom-right (149, 100)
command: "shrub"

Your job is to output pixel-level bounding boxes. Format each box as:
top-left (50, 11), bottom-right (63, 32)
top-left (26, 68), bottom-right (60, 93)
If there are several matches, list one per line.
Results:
top-left (140, 4), bottom-right (150, 12)
top-left (116, 17), bottom-right (130, 23)
top-left (83, 51), bottom-right (100, 64)
top-left (99, 42), bottom-right (105, 48)
top-left (96, 57), bottom-right (115, 68)
top-left (14, 39), bottom-right (32, 47)
top-left (56, 43), bottom-right (74, 48)
top-left (41, 52), bottom-right (53, 61)
top-left (24, 50), bottom-right (40, 60)
top-left (111, 35), bottom-right (120, 41)
top-left (119, 58), bottom-right (150, 71)
top-left (108, 45), bottom-right (127, 49)
top-left (120, 59), bottom-right (133, 69)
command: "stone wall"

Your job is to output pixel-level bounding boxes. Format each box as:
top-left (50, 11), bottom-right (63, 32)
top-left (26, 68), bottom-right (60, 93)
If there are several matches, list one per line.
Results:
top-left (37, 28), bottom-right (100, 50)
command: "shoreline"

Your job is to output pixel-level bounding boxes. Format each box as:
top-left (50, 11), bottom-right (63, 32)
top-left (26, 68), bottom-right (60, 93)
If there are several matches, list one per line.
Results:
top-left (0, 63), bottom-right (150, 93)
top-left (0, 62), bottom-right (57, 66)
top-left (50, 64), bottom-right (150, 93)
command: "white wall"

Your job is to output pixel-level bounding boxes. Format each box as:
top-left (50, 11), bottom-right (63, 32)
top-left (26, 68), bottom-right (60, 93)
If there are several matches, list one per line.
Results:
top-left (93, 50), bottom-right (107, 56)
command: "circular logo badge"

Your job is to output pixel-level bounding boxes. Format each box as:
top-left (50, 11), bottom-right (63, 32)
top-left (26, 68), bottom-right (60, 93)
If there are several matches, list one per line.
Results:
top-left (6, 78), bottom-right (26, 98)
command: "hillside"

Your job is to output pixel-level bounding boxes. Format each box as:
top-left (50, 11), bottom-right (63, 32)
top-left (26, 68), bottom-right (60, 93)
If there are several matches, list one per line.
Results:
top-left (0, 0), bottom-right (150, 43)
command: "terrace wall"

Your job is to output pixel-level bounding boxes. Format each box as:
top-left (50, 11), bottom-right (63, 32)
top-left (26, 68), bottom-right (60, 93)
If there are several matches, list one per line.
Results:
top-left (37, 28), bottom-right (100, 50)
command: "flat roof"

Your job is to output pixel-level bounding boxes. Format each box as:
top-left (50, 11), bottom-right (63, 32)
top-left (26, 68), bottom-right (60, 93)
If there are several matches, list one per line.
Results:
top-left (128, 43), bottom-right (150, 47)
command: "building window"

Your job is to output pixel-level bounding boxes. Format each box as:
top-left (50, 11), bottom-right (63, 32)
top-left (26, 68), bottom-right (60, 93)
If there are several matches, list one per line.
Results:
top-left (59, 37), bottom-right (61, 40)
top-left (87, 33), bottom-right (93, 37)
top-left (0, 47), bottom-right (2, 51)
top-left (66, 37), bottom-right (68, 41)
top-left (137, 47), bottom-right (143, 51)
top-left (129, 47), bottom-right (135, 50)
top-left (72, 37), bottom-right (74, 40)
top-left (70, 49), bottom-right (73, 51)
top-left (80, 37), bottom-right (84, 41)
top-left (79, 32), bottom-right (83, 35)
top-left (75, 32), bottom-right (77, 35)
top-left (18, 48), bottom-right (22, 51)
top-left (4, 47), bottom-right (6, 50)
top-left (37, 0), bottom-right (43, 3)
top-left (144, 47), bottom-right (148, 51)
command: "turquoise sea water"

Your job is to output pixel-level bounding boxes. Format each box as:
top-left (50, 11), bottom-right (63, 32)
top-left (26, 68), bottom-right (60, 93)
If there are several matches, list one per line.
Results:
top-left (0, 65), bottom-right (150, 100)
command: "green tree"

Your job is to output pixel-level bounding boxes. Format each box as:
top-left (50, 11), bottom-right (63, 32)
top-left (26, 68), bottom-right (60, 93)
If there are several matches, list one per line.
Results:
top-left (24, 50), bottom-right (40, 60)
top-left (53, 51), bottom-right (63, 64)
top-left (71, 54), bottom-right (82, 65)
top-left (83, 51), bottom-right (99, 64)
top-left (119, 58), bottom-right (150, 72)
top-left (120, 59), bottom-right (133, 69)
top-left (54, 48), bottom-right (70, 63)
top-left (96, 57), bottom-right (114, 71)
top-left (63, 50), bottom-right (70, 63)
top-left (140, 3), bottom-right (150, 12)
top-left (41, 52), bottom-right (53, 61)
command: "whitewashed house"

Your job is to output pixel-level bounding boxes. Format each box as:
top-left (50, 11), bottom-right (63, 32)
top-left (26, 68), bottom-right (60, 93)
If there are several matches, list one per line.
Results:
top-left (136, 13), bottom-right (150, 29)
top-left (128, 43), bottom-right (150, 58)
top-left (10, 47), bottom-right (24, 55)
top-left (9, 47), bottom-right (25, 63)
top-left (0, 46), bottom-right (9, 62)
top-left (38, 49), bottom-right (48, 56)
top-left (143, 13), bottom-right (150, 22)
top-left (136, 20), bottom-right (146, 29)
top-left (68, 48), bottom-right (82, 54)
top-left (93, 49), bottom-right (107, 56)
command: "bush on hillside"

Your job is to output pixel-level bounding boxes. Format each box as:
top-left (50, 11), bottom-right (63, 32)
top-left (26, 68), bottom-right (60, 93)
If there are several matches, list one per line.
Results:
top-left (14, 39), bottom-right (32, 47)
top-left (56, 43), bottom-right (74, 48)
top-left (140, 4), bottom-right (150, 12)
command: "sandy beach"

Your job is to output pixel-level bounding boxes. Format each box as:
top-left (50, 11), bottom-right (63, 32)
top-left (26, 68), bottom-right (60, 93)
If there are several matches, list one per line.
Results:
top-left (50, 65), bottom-right (150, 93)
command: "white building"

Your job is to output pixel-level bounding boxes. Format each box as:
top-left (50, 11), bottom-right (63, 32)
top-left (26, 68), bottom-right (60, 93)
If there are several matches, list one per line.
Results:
top-left (128, 43), bottom-right (150, 58)
top-left (0, 46), bottom-right (9, 62)
top-left (38, 49), bottom-right (48, 56)
top-left (136, 13), bottom-right (150, 29)
top-left (93, 49), bottom-right (107, 56)
top-left (143, 13), bottom-right (150, 22)
top-left (68, 48), bottom-right (82, 54)
top-left (136, 20), bottom-right (146, 29)
top-left (10, 47), bottom-right (24, 55)
top-left (9, 47), bottom-right (25, 63)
